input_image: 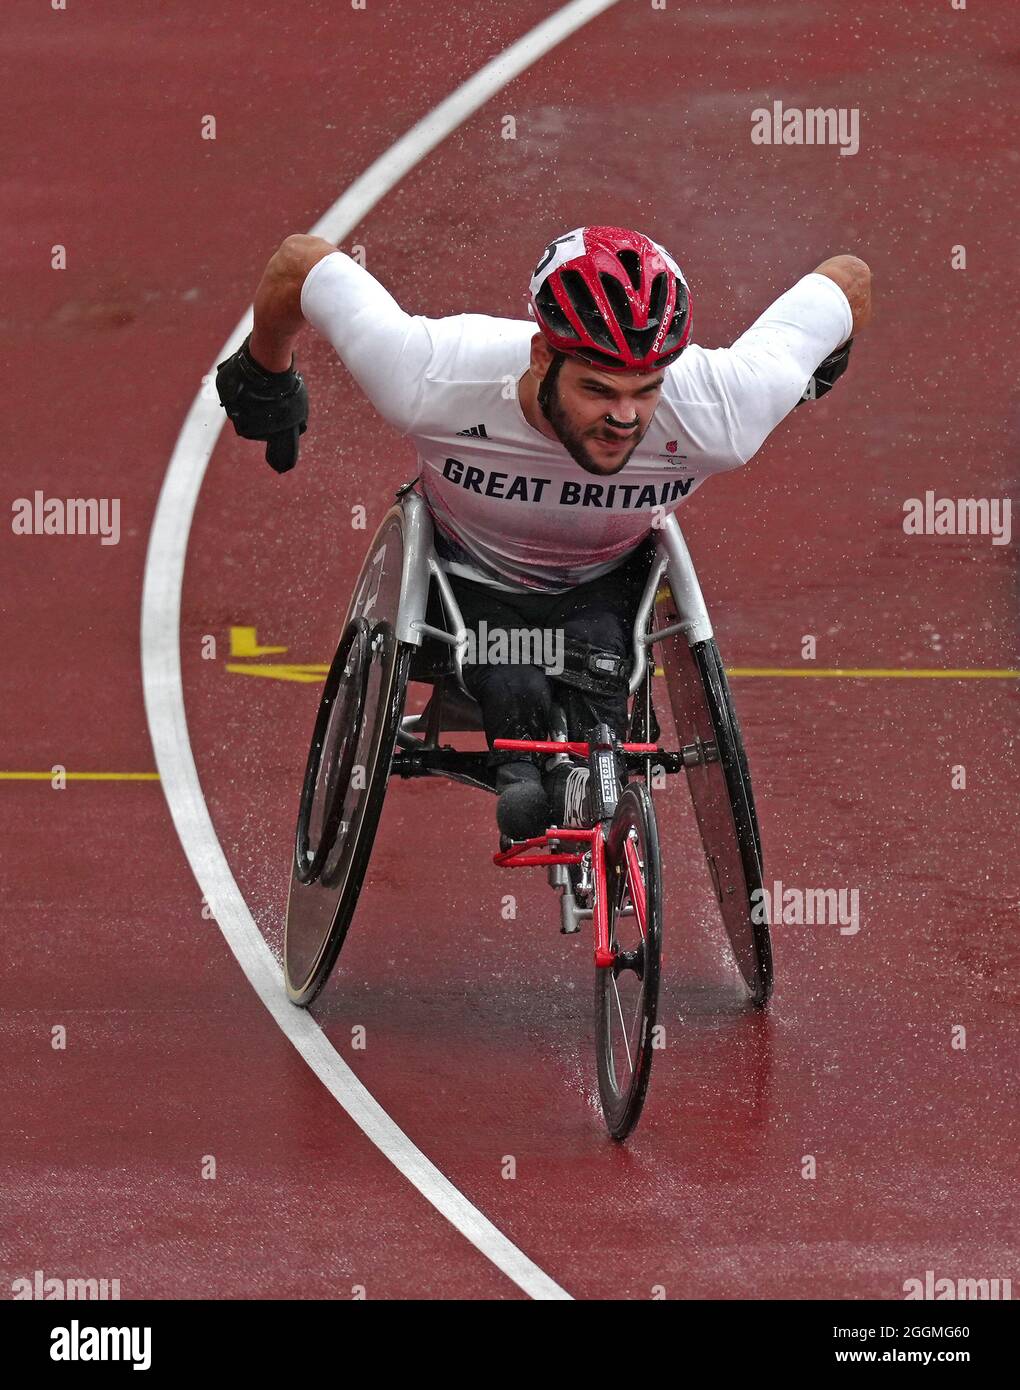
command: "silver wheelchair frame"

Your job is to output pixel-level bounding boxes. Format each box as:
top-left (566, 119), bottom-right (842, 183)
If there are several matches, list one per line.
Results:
top-left (347, 489), bottom-right (713, 736)
top-left (293, 486), bottom-right (772, 1009)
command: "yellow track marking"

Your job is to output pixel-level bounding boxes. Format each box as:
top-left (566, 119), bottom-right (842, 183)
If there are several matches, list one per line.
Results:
top-left (0, 772), bottom-right (160, 781)
top-left (226, 659), bottom-right (1018, 683)
top-left (229, 625), bottom-right (288, 658)
top-left (3, 667), bottom-right (1011, 780)
top-left (226, 662), bottom-right (329, 683)
top-left (725, 668), bottom-right (1020, 679)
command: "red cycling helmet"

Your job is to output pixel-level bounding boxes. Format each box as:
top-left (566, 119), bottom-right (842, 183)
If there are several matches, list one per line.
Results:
top-left (528, 225), bottom-right (693, 373)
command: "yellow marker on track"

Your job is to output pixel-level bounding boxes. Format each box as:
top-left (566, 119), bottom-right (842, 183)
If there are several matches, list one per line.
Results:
top-left (0, 772), bottom-right (160, 781)
top-left (726, 668), bottom-right (1020, 679)
top-left (226, 662), bottom-right (329, 683)
top-left (225, 657), bottom-right (1018, 684)
top-left (229, 626), bottom-right (288, 657)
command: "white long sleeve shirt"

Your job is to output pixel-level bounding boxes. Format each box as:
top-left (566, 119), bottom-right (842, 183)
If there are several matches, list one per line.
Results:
top-left (301, 252), bottom-right (852, 593)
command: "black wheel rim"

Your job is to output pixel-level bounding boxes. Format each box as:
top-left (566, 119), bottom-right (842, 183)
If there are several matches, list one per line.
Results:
top-left (656, 607), bottom-right (774, 1007)
top-left (284, 622), bottom-right (409, 1004)
top-left (285, 507), bottom-right (410, 1007)
top-left (294, 618), bottom-right (372, 887)
top-left (596, 784), bottom-right (663, 1141)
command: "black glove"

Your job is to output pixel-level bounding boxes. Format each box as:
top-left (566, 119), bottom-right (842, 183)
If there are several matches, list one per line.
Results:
top-left (797, 337), bottom-right (853, 407)
top-left (216, 334), bottom-right (309, 473)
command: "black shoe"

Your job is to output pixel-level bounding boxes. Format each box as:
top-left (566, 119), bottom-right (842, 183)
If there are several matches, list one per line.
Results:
top-left (494, 758), bottom-right (550, 841)
top-left (496, 781), bottom-right (551, 841)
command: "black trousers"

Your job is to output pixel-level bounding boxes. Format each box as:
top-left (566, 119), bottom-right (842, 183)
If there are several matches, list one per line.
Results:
top-left (447, 539), bottom-right (654, 768)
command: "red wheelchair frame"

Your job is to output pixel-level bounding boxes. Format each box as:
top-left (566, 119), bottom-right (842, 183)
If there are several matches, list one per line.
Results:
top-left (491, 737), bottom-right (657, 970)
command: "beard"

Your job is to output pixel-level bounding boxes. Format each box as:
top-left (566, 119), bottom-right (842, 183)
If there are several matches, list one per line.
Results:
top-left (538, 356), bottom-right (644, 476)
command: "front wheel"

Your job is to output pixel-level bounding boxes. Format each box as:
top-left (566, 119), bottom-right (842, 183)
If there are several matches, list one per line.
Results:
top-left (595, 784), bottom-right (663, 1141)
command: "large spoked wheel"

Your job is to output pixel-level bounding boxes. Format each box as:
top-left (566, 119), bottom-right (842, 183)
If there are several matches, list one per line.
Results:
top-left (293, 618), bottom-right (373, 887)
top-left (284, 618), bottom-right (411, 1007)
top-left (596, 784), bottom-right (663, 1142)
top-left (658, 615), bottom-right (773, 1007)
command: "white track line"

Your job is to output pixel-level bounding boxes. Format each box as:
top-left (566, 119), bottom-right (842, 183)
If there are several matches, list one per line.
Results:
top-left (142, 0), bottom-right (620, 1303)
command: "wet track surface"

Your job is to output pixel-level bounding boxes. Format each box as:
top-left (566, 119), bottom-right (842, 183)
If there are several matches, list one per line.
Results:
top-left (2, 0), bottom-right (1018, 1298)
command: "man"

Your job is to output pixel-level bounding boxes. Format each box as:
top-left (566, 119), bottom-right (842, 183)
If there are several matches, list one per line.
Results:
top-left (217, 225), bottom-right (871, 840)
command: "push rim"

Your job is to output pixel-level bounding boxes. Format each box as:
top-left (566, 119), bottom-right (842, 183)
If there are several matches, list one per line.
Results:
top-left (294, 618), bottom-right (372, 887)
top-left (656, 609), bottom-right (773, 1007)
top-left (284, 620), bottom-right (410, 1005)
top-left (692, 640), bottom-right (772, 1005)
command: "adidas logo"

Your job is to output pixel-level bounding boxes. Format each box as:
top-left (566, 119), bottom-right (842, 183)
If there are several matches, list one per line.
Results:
top-left (455, 423), bottom-right (488, 438)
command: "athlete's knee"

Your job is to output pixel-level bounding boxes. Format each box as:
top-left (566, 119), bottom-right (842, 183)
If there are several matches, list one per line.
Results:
top-left (562, 613), bottom-right (629, 655)
top-left (466, 662), bottom-right (552, 733)
top-left (469, 660), bottom-right (549, 702)
top-left (548, 628), bottom-right (632, 708)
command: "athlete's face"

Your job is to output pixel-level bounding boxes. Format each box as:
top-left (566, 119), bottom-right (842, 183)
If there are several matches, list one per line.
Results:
top-left (536, 347), bottom-right (666, 477)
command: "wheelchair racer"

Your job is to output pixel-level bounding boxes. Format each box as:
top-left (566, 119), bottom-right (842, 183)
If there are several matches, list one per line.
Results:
top-left (217, 225), bottom-right (871, 842)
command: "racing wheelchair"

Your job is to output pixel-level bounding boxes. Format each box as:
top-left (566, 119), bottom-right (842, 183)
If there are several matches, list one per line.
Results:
top-left (284, 487), bottom-right (773, 1141)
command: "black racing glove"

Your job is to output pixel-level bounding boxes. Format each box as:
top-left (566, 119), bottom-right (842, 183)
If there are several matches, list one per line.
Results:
top-left (216, 334), bottom-right (309, 473)
top-left (796, 337), bottom-right (853, 407)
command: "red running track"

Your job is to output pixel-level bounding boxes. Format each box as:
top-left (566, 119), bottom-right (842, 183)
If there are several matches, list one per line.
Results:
top-left (2, 0), bottom-right (1018, 1300)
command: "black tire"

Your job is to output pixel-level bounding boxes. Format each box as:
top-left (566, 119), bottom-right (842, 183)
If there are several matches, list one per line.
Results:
top-left (595, 784), bottom-right (663, 1141)
top-left (660, 629), bottom-right (773, 1007)
top-left (284, 619), bottom-right (411, 1006)
top-left (698, 640), bottom-right (765, 894)
top-left (293, 618), bottom-right (373, 887)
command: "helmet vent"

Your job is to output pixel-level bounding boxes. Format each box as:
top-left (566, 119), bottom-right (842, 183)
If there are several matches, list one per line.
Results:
top-left (615, 248), bottom-right (643, 291)
top-left (647, 271), bottom-right (668, 327)
top-left (658, 281), bottom-right (690, 353)
top-left (535, 280), bottom-right (575, 339)
top-left (599, 272), bottom-right (635, 329)
top-left (660, 313), bottom-right (686, 354)
top-left (621, 323), bottom-right (660, 358)
top-left (559, 269), bottom-right (617, 352)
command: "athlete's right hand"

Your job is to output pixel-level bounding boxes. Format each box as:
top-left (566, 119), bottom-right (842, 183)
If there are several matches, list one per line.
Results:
top-left (216, 334), bottom-right (309, 473)
top-left (796, 337), bottom-right (853, 408)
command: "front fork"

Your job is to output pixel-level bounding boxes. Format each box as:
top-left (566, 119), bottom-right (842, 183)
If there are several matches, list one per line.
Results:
top-left (496, 724), bottom-right (634, 969)
top-left (587, 723), bottom-right (621, 969)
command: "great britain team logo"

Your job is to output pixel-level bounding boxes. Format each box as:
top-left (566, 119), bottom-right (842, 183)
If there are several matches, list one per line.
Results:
top-left (661, 440), bottom-right (688, 464)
